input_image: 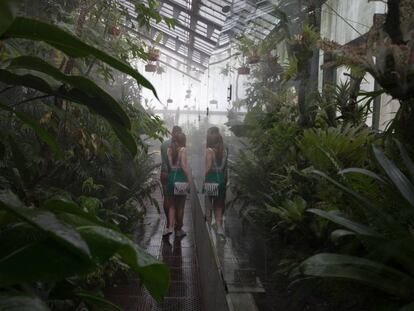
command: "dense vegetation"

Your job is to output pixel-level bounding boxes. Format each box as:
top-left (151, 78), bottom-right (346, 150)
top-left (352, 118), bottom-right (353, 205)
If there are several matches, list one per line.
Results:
top-left (0, 0), bottom-right (172, 309)
top-left (228, 1), bottom-right (414, 310)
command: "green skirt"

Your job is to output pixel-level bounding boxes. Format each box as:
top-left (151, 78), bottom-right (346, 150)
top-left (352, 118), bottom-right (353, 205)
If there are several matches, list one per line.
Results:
top-left (167, 169), bottom-right (188, 196)
top-left (205, 171), bottom-right (226, 198)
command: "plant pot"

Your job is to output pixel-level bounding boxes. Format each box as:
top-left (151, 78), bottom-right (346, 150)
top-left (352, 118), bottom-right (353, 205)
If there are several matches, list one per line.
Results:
top-left (145, 64), bottom-right (157, 72)
top-left (109, 26), bottom-right (121, 36)
top-left (148, 49), bottom-right (160, 61)
top-left (247, 54), bottom-right (260, 64)
top-left (238, 66), bottom-right (250, 75)
top-left (167, 98), bottom-right (173, 104)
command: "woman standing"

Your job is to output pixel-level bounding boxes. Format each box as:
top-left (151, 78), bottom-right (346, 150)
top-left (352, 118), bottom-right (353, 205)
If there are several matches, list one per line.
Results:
top-left (164, 132), bottom-right (190, 237)
top-left (205, 129), bottom-right (227, 236)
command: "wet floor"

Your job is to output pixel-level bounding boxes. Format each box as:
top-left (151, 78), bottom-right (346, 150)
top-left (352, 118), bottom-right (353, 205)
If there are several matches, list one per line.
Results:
top-left (105, 188), bottom-right (202, 311)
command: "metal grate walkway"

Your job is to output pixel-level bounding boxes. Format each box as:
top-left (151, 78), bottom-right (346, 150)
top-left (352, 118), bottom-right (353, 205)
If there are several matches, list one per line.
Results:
top-left (105, 188), bottom-right (202, 311)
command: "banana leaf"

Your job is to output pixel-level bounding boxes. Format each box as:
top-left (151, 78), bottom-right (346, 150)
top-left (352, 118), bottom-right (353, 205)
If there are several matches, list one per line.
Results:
top-left (0, 190), bottom-right (91, 259)
top-left (0, 69), bottom-right (137, 156)
top-left (373, 145), bottom-right (414, 208)
top-left (294, 253), bottom-right (414, 299)
top-left (78, 225), bottom-right (170, 301)
top-left (0, 16), bottom-right (158, 98)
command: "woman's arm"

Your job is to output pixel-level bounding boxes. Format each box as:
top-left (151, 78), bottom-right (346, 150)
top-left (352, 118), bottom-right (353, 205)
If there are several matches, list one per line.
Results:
top-left (180, 148), bottom-right (191, 182)
top-left (205, 148), bottom-right (213, 177)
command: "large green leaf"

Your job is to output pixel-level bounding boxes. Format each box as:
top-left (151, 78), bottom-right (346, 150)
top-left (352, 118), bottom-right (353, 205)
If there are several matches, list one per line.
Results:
top-left (400, 302), bottom-right (414, 311)
top-left (312, 170), bottom-right (399, 230)
top-left (0, 222), bottom-right (44, 258)
top-left (339, 168), bottom-right (385, 183)
top-left (0, 0), bottom-right (14, 36)
top-left (0, 190), bottom-right (91, 259)
top-left (0, 101), bottom-right (62, 158)
top-left (78, 225), bottom-right (170, 301)
top-left (75, 292), bottom-right (122, 311)
top-left (0, 295), bottom-right (50, 311)
top-left (43, 197), bottom-right (119, 231)
top-left (308, 208), bottom-right (381, 237)
top-left (1, 17), bottom-right (158, 98)
top-left (0, 68), bottom-right (137, 156)
top-left (295, 253), bottom-right (414, 299)
top-left (0, 240), bottom-right (94, 285)
top-left (373, 145), bottom-right (414, 207)
top-left (395, 140), bottom-right (414, 184)
top-left (6, 56), bottom-right (130, 129)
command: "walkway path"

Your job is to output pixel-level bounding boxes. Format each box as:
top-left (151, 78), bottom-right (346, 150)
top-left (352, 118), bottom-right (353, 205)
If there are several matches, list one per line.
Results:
top-left (105, 188), bottom-right (202, 311)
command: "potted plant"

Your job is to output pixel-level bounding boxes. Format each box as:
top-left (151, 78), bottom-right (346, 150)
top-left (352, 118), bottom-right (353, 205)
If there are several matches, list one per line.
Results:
top-left (237, 65), bottom-right (250, 75)
top-left (147, 32), bottom-right (163, 61)
top-left (247, 49), bottom-right (260, 64)
top-left (209, 99), bottom-right (218, 105)
top-left (167, 98), bottom-right (173, 104)
top-left (145, 62), bottom-right (157, 72)
top-left (108, 26), bottom-right (121, 36)
top-left (148, 47), bottom-right (160, 61)
top-left (238, 35), bottom-right (260, 64)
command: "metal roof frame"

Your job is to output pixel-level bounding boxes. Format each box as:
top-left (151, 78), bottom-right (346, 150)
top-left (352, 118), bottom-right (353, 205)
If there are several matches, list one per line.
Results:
top-left (116, 0), bottom-right (282, 73)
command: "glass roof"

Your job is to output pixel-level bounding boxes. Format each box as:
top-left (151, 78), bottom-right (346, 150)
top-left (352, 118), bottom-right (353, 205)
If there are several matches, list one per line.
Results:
top-left (116, 0), bottom-right (281, 74)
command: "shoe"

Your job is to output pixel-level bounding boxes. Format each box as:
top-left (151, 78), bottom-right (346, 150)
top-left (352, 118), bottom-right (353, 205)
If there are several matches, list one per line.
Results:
top-left (163, 227), bottom-right (173, 237)
top-left (175, 229), bottom-right (187, 238)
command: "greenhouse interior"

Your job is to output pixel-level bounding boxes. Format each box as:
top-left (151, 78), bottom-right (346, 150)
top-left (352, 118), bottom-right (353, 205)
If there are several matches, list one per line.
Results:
top-left (1, 0), bottom-right (414, 310)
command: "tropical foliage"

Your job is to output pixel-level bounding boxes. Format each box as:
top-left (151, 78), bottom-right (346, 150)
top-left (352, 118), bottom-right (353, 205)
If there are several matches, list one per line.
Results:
top-left (0, 0), bottom-right (171, 309)
top-left (228, 0), bottom-right (414, 309)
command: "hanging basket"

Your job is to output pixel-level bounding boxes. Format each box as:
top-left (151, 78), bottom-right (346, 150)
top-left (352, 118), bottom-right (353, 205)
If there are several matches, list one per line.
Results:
top-left (145, 64), bottom-right (157, 72)
top-left (167, 98), bottom-right (173, 104)
top-left (209, 100), bottom-right (218, 105)
top-left (238, 66), bottom-right (250, 75)
top-left (148, 49), bottom-right (160, 61)
top-left (108, 26), bottom-right (121, 37)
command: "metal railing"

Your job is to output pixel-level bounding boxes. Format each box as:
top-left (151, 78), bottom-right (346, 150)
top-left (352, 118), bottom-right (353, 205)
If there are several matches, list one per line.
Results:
top-left (190, 180), bottom-right (230, 311)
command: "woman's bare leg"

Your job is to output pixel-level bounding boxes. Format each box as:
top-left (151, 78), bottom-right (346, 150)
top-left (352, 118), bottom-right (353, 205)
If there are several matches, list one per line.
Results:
top-left (214, 198), bottom-right (225, 232)
top-left (167, 196), bottom-right (176, 230)
top-left (175, 196), bottom-right (186, 231)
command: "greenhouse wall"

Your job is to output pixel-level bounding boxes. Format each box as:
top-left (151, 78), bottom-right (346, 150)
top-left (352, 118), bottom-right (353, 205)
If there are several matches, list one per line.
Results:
top-left (319, 0), bottom-right (399, 130)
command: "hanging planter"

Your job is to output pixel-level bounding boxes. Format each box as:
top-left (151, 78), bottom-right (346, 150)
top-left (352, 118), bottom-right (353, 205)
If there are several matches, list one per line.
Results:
top-left (238, 66), bottom-right (250, 75)
top-left (108, 26), bottom-right (121, 37)
top-left (167, 98), bottom-right (173, 104)
top-left (209, 99), bottom-right (218, 105)
top-left (148, 48), bottom-right (160, 61)
top-left (145, 63), bottom-right (157, 72)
